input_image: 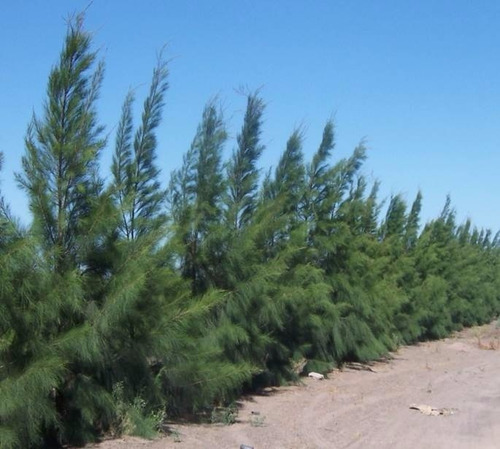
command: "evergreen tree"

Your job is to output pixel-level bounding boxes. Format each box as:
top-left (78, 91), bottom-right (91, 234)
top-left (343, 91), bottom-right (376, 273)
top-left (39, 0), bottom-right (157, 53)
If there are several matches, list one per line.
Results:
top-left (2, 13), bottom-right (500, 447)
top-left (226, 92), bottom-right (265, 230)
top-left (169, 99), bottom-right (227, 293)
top-left (381, 194), bottom-right (407, 241)
top-left (302, 120), bottom-right (335, 226)
top-left (404, 191), bottom-right (422, 250)
top-left (193, 100), bottom-right (226, 227)
top-left (261, 129), bottom-right (306, 256)
top-left (457, 218), bottom-right (472, 245)
top-left (361, 181), bottom-right (382, 236)
top-left (111, 56), bottom-right (168, 240)
top-left (4, 18), bottom-right (110, 447)
top-left (272, 129), bottom-right (306, 213)
top-left (16, 15), bottom-right (105, 271)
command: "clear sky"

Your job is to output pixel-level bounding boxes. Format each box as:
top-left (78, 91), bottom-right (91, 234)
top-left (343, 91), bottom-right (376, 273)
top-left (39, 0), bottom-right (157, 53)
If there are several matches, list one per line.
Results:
top-left (1, 1), bottom-right (499, 231)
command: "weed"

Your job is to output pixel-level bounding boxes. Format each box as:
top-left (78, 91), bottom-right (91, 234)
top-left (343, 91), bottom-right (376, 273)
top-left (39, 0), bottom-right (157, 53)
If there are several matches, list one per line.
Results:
top-left (170, 429), bottom-right (182, 443)
top-left (250, 414), bottom-right (266, 427)
top-left (473, 328), bottom-right (499, 350)
top-left (211, 404), bottom-right (237, 425)
top-left (111, 382), bottom-right (165, 439)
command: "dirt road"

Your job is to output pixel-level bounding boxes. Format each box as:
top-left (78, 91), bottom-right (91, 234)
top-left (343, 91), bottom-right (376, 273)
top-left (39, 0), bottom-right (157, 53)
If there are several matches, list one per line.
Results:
top-left (90, 322), bottom-right (500, 449)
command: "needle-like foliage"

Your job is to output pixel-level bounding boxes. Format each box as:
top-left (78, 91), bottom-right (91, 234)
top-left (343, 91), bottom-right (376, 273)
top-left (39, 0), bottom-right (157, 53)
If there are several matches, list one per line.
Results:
top-left (111, 56), bottom-right (168, 240)
top-left (16, 15), bottom-right (105, 271)
top-left (226, 92), bottom-right (266, 230)
top-left (1, 13), bottom-right (499, 448)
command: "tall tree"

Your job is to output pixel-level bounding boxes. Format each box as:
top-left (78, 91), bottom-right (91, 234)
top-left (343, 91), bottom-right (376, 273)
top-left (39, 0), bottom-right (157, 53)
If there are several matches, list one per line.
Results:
top-left (169, 100), bottom-right (227, 293)
top-left (272, 129), bottom-right (305, 212)
top-left (302, 120), bottom-right (335, 225)
top-left (404, 190), bottom-right (422, 250)
top-left (111, 56), bottom-right (168, 239)
top-left (361, 180), bottom-right (382, 236)
top-left (226, 92), bottom-right (265, 230)
top-left (381, 194), bottom-right (407, 240)
top-left (193, 100), bottom-right (227, 229)
top-left (16, 15), bottom-right (105, 270)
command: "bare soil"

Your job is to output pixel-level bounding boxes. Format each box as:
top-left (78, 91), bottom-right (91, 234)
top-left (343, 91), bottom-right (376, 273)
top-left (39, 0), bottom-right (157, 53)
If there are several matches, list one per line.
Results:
top-left (89, 322), bottom-right (500, 449)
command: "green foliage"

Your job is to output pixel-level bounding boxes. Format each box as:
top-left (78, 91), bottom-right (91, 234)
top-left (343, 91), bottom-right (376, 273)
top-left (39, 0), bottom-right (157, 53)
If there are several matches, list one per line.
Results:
top-left (111, 56), bottom-right (168, 240)
top-left (250, 414), bottom-right (266, 427)
top-left (381, 194), bottom-right (407, 240)
top-left (210, 403), bottom-right (237, 425)
top-left (405, 191), bottom-right (422, 249)
top-left (169, 99), bottom-right (227, 294)
top-left (16, 15), bottom-right (105, 270)
top-left (1, 13), bottom-right (499, 449)
top-left (226, 92), bottom-right (265, 230)
top-left (111, 382), bottom-right (165, 439)
top-left (302, 120), bottom-right (335, 226)
top-left (268, 128), bottom-right (305, 216)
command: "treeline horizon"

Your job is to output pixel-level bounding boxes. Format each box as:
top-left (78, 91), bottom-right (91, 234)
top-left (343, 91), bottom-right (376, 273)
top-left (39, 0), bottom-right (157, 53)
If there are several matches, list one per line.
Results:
top-left (1, 16), bottom-right (499, 449)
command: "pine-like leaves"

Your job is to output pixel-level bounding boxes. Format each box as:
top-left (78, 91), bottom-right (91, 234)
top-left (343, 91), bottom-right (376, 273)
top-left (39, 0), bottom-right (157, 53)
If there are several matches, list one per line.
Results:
top-left (169, 99), bottom-right (227, 294)
top-left (2, 14), bottom-right (500, 449)
top-left (226, 92), bottom-right (265, 230)
top-left (16, 16), bottom-right (105, 269)
top-left (112, 56), bottom-right (168, 240)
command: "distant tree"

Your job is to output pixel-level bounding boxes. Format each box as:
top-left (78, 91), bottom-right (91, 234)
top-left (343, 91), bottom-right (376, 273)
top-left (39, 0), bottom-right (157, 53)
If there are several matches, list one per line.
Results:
top-left (361, 180), bottom-right (382, 236)
top-left (457, 218), bottom-right (472, 245)
top-left (404, 191), bottom-right (422, 250)
top-left (381, 194), bottom-right (407, 240)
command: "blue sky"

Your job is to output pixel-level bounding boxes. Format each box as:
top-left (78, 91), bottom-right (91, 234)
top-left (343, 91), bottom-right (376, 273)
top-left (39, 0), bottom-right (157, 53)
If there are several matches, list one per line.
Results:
top-left (1, 1), bottom-right (499, 231)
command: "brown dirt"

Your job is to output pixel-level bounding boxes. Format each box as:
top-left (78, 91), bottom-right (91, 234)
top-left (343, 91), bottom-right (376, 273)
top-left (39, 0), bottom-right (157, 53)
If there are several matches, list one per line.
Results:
top-left (88, 322), bottom-right (500, 449)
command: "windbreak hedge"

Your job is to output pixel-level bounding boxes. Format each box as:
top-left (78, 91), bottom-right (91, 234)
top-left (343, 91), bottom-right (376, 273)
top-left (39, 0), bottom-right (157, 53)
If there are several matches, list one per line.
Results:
top-left (1, 16), bottom-right (498, 448)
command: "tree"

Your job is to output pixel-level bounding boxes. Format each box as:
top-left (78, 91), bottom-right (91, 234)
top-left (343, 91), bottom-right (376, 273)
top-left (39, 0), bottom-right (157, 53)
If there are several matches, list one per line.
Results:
top-left (3, 12), bottom-right (500, 447)
top-left (111, 56), bottom-right (168, 240)
top-left (271, 128), bottom-right (306, 214)
top-left (361, 180), bottom-right (382, 236)
top-left (302, 120), bottom-right (335, 226)
top-left (381, 194), bottom-right (407, 241)
top-left (226, 92), bottom-right (265, 230)
top-left (169, 99), bottom-right (227, 293)
top-left (16, 15), bottom-right (105, 271)
top-left (404, 191), bottom-right (422, 250)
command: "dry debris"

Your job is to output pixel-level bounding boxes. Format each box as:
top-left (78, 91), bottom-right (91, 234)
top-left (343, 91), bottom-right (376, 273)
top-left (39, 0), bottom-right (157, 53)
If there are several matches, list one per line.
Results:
top-left (409, 404), bottom-right (457, 416)
top-left (308, 372), bottom-right (325, 380)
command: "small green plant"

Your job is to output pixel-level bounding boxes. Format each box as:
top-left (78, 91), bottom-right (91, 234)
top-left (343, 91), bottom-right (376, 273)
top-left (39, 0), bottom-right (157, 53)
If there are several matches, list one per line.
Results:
top-left (250, 414), bottom-right (266, 427)
top-left (170, 429), bottom-right (182, 443)
top-left (210, 404), bottom-right (237, 425)
top-left (111, 382), bottom-right (165, 439)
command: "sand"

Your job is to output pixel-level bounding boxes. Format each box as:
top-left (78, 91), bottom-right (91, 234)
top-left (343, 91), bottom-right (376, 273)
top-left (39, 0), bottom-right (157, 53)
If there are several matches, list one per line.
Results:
top-left (88, 322), bottom-right (500, 449)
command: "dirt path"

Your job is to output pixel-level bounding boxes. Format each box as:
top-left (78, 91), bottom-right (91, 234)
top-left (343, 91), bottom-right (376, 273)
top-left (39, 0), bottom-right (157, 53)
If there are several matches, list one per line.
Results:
top-left (90, 322), bottom-right (500, 449)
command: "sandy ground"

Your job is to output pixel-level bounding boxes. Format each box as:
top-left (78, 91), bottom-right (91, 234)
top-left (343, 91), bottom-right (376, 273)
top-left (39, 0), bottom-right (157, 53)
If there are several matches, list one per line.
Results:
top-left (89, 322), bottom-right (500, 449)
